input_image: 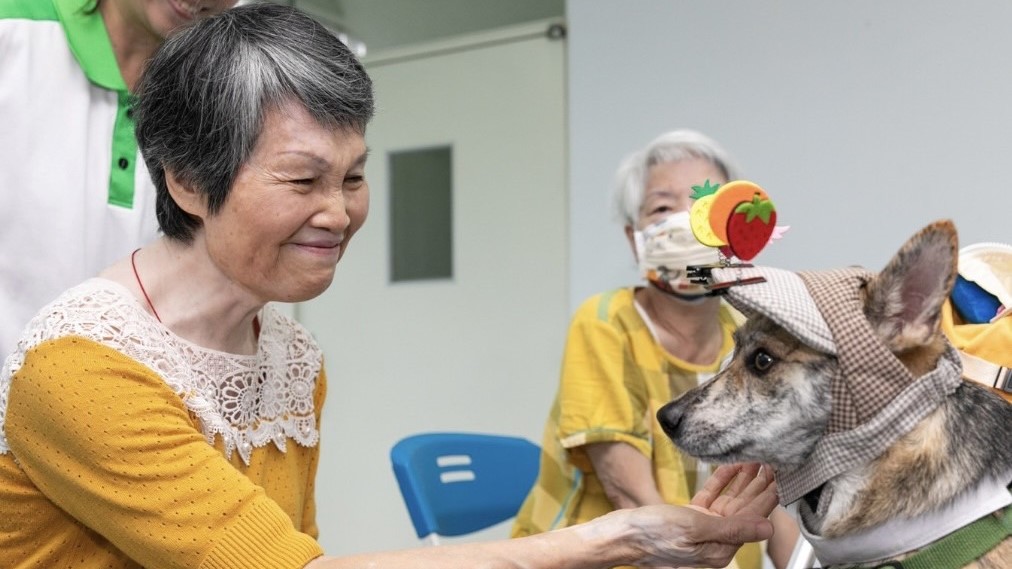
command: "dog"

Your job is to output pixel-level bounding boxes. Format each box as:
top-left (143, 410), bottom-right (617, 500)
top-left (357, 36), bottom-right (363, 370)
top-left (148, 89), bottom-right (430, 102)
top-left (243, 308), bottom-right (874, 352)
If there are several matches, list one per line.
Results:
top-left (657, 220), bottom-right (1012, 569)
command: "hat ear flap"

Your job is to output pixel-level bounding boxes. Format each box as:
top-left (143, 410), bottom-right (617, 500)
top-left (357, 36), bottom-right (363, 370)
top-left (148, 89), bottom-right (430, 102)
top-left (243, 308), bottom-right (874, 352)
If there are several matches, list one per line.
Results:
top-left (864, 220), bottom-right (958, 351)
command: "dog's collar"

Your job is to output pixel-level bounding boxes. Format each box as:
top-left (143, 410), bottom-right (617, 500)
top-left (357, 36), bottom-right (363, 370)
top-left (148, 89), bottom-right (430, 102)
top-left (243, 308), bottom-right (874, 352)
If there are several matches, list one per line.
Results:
top-left (874, 503), bottom-right (1012, 569)
top-left (795, 476), bottom-right (1012, 568)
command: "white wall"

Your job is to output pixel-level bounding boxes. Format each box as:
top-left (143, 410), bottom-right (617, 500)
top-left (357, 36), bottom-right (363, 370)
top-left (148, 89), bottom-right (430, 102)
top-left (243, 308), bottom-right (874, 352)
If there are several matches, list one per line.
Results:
top-left (567, 0), bottom-right (1012, 311)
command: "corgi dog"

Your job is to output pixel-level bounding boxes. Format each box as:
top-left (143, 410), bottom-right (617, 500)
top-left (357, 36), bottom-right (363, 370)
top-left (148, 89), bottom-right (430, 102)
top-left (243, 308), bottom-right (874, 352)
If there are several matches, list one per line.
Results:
top-left (657, 220), bottom-right (1011, 569)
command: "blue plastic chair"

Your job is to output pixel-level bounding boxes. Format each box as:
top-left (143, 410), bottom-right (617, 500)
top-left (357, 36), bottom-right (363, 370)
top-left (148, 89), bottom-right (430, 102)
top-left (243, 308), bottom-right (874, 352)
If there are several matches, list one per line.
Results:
top-left (390, 432), bottom-right (541, 544)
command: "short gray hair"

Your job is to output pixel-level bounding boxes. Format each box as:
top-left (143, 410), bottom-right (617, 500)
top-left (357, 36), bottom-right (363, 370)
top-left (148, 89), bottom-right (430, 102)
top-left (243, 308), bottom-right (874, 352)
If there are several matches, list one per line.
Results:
top-left (135, 3), bottom-right (375, 242)
top-left (611, 129), bottom-right (740, 226)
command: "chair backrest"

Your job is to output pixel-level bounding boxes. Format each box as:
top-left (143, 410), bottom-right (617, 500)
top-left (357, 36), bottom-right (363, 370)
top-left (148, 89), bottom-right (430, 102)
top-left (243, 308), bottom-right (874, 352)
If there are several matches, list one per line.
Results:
top-left (390, 432), bottom-right (541, 543)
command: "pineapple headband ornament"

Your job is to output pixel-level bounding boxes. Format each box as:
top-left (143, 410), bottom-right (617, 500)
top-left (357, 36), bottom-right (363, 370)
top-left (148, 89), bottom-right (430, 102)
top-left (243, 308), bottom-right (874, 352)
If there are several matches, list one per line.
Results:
top-left (686, 179), bottom-right (788, 293)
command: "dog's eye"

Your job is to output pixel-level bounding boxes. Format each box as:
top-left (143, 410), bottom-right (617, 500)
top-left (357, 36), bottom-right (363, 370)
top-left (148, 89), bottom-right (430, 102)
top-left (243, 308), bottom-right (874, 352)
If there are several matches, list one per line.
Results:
top-left (751, 350), bottom-right (775, 373)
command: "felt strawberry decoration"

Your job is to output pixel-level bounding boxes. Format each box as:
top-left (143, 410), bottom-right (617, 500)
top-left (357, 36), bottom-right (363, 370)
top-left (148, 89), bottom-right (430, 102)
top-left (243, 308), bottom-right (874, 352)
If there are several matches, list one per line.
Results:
top-left (726, 194), bottom-right (776, 261)
top-left (707, 180), bottom-right (768, 246)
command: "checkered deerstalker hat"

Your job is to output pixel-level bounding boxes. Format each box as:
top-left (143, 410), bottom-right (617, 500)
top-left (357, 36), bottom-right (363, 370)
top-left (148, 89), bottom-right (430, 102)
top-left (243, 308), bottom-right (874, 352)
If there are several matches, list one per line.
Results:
top-left (711, 266), bottom-right (836, 355)
top-left (711, 264), bottom-right (964, 506)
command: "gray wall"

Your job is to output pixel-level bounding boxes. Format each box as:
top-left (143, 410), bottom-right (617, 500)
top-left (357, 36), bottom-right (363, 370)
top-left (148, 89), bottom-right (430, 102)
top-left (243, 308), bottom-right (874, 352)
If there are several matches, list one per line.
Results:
top-left (567, 0), bottom-right (1011, 311)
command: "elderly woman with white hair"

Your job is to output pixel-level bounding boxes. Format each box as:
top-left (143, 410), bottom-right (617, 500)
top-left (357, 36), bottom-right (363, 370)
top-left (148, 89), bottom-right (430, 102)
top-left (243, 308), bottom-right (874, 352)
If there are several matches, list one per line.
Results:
top-left (0, 6), bottom-right (779, 568)
top-left (512, 130), bottom-right (798, 569)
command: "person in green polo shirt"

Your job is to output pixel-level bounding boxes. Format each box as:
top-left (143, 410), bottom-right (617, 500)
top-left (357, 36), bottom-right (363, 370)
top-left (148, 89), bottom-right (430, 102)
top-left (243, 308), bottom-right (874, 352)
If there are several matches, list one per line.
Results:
top-left (0, 0), bottom-right (235, 361)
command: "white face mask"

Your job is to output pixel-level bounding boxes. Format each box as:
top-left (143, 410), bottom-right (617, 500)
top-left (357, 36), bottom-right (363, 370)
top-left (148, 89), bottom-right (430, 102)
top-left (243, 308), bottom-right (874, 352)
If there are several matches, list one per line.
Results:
top-left (634, 211), bottom-right (719, 297)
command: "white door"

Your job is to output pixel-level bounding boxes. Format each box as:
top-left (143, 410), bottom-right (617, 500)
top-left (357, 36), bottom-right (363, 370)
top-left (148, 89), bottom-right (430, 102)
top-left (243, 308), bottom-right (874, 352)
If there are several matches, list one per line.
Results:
top-left (299, 20), bottom-right (569, 555)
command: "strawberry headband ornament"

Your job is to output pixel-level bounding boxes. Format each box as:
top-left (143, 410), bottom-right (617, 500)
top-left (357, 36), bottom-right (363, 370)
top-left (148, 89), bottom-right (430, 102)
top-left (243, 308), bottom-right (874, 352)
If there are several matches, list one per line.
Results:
top-left (686, 179), bottom-right (788, 292)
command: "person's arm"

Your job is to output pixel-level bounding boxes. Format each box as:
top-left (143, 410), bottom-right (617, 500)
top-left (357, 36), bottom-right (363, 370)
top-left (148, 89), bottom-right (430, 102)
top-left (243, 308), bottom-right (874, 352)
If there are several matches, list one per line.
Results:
top-left (305, 463), bottom-right (777, 569)
top-left (585, 441), bottom-right (667, 509)
top-left (766, 507), bottom-right (800, 569)
top-left (6, 337), bottom-right (322, 569)
top-left (553, 300), bottom-right (659, 498)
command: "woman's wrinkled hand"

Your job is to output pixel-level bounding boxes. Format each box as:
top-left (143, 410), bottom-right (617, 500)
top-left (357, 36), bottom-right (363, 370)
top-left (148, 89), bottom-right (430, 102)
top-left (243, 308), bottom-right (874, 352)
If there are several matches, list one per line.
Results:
top-left (621, 504), bottom-right (773, 567)
top-left (690, 463), bottom-right (778, 519)
top-left (604, 467), bottom-right (775, 568)
top-left (617, 463), bottom-right (777, 567)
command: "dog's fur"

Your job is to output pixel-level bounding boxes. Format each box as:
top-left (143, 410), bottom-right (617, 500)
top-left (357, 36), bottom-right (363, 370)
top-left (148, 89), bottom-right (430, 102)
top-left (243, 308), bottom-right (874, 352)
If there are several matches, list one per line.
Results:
top-left (657, 221), bottom-right (1012, 568)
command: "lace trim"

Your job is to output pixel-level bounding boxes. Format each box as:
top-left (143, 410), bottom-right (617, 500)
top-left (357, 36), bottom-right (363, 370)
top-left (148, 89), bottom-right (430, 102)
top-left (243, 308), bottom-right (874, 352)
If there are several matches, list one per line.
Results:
top-left (0, 279), bottom-right (322, 465)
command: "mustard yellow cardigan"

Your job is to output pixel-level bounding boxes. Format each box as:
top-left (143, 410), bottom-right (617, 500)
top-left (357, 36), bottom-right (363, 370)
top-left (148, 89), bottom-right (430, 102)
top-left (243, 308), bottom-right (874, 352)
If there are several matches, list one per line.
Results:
top-left (0, 336), bottom-right (325, 569)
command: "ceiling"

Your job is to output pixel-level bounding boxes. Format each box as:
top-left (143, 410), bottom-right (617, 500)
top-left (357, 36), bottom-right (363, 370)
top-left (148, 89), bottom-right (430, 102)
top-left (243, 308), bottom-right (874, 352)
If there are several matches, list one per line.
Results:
top-left (267, 0), bottom-right (565, 55)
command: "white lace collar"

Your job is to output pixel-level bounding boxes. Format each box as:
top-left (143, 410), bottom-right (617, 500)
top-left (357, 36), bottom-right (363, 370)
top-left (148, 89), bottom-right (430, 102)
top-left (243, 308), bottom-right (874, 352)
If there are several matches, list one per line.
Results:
top-left (0, 278), bottom-right (322, 465)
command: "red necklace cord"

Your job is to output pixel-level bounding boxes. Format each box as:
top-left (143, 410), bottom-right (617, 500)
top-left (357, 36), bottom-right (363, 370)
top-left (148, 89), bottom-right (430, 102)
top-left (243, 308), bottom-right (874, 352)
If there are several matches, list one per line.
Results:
top-left (129, 248), bottom-right (262, 337)
top-left (131, 248), bottom-right (162, 323)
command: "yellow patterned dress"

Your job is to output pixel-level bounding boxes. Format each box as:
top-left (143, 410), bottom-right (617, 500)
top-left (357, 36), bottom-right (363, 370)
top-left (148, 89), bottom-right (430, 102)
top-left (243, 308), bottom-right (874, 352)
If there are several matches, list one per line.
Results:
top-left (511, 287), bottom-right (760, 569)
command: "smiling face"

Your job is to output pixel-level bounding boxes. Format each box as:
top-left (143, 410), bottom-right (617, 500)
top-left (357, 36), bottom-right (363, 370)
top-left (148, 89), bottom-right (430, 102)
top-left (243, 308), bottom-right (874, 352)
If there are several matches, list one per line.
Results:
top-left (193, 101), bottom-right (369, 304)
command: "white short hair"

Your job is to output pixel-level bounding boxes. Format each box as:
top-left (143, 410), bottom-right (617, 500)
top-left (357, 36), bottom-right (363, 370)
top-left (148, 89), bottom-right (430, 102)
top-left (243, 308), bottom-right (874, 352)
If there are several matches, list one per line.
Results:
top-left (611, 129), bottom-right (740, 226)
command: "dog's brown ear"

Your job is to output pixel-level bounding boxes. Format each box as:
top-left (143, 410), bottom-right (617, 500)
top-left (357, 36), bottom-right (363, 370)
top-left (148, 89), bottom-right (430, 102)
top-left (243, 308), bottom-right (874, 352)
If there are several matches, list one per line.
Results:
top-left (864, 220), bottom-right (958, 351)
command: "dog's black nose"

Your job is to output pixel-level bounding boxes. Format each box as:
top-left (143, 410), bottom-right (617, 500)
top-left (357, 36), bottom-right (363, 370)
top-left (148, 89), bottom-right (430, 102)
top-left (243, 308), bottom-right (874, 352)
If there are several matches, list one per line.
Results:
top-left (657, 387), bottom-right (707, 441)
top-left (657, 397), bottom-right (688, 440)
